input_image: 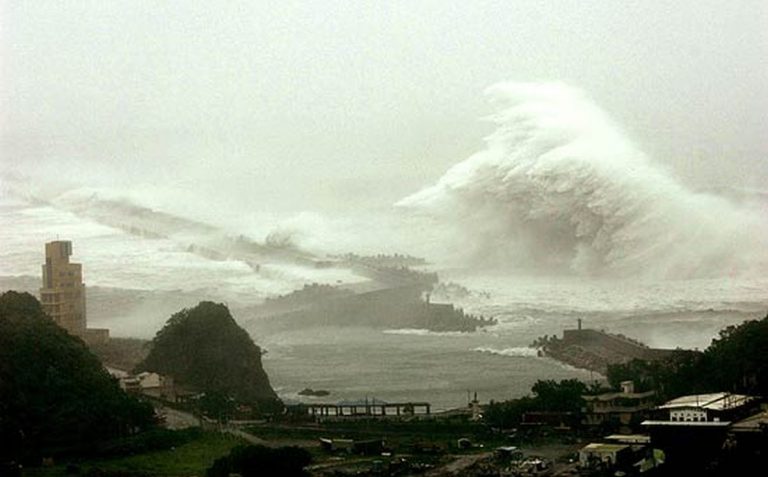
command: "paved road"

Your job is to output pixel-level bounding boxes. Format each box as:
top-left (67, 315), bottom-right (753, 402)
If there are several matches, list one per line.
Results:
top-left (426, 452), bottom-right (492, 476)
top-left (224, 427), bottom-right (271, 446)
top-left (157, 404), bottom-right (270, 446)
top-left (159, 406), bottom-right (201, 430)
top-left (306, 457), bottom-right (376, 472)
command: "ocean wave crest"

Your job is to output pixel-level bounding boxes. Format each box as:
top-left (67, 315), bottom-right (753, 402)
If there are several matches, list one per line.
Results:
top-left (382, 328), bottom-right (469, 337)
top-left (398, 82), bottom-right (768, 278)
top-left (473, 346), bottom-right (539, 357)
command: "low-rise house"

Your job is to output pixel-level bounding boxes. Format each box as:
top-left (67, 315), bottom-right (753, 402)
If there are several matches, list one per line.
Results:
top-left (730, 409), bottom-right (768, 436)
top-left (579, 443), bottom-right (633, 470)
top-left (521, 411), bottom-right (578, 429)
top-left (603, 434), bottom-right (650, 445)
top-left (641, 392), bottom-right (761, 471)
top-left (582, 381), bottom-right (656, 431)
top-left (134, 372), bottom-right (175, 400)
top-left (654, 392), bottom-right (758, 423)
top-left (579, 434), bottom-right (655, 473)
top-left (725, 409), bottom-right (768, 473)
top-left (107, 368), bottom-right (179, 402)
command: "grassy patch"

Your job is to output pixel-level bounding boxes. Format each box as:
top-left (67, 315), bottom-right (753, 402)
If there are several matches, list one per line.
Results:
top-left (246, 420), bottom-right (502, 456)
top-left (24, 432), bottom-right (244, 477)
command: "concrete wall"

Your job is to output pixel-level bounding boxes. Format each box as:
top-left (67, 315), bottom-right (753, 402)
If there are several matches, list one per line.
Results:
top-left (562, 329), bottom-right (670, 360)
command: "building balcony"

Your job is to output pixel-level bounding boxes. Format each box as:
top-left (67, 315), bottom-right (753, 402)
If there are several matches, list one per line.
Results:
top-left (585, 406), bottom-right (652, 414)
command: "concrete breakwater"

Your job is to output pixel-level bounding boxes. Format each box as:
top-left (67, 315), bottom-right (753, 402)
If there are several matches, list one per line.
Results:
top-left (532, 324), bottom-right (676, 374)
top-left (248, 284), bottom-right (496, 333)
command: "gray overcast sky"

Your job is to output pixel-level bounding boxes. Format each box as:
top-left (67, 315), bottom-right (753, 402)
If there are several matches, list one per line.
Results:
top-left (2, 0), bottom-right (767, 213)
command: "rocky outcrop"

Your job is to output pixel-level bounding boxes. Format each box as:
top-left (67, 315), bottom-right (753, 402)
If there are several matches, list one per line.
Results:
top-left (136, 301), bottom-right (279, 404)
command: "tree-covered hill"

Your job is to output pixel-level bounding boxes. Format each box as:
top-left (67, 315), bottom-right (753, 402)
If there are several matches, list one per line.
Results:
top-left (135, 301), bottom-right (279, 406)
top-left (0, 291), bottom-right (155, 464)
top-left (607, 312), bottom-right (768, 399)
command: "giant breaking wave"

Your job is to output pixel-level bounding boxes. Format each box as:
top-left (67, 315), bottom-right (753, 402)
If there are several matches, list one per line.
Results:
top-left (398, 82), bottom-right (767, 278)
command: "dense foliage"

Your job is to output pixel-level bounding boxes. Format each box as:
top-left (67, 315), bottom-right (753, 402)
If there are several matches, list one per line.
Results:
top-left (484, 396), bottom-right (536, 429)
top-left (0, 291), bottom-right (155, 463)
top-left (90, 337), bottom-right (149, 372)
top-left (705, 316), bottom-right (768, 395)
top-left (136, 301), bottom-right (279, 408)
top-left (484, 378), bottom-right (587, 428)
top-left (206, 445), bottom-right (312, 477)
top-left (607, 313), bottom-right (768, 400)
top-left (90, 427), bottom-right (203, 458)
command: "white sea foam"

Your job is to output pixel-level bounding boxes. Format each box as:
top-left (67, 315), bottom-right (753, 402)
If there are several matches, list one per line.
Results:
top-left (2, 82), bottom-right (767, 342)
top-left (0, 197), bottom-right (359, 306)
top-left (398, 82), bottom-right (768, 278)
top-left (473, 346), bottom-right (540, 358)
top-left (382, 328), bottom-right (469, 337)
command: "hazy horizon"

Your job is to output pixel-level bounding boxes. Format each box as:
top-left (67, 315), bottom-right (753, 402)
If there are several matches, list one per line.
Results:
top-left (2, 1), bottom-right (767, 286)
top-left (3, 1), bottom-right (767, 219)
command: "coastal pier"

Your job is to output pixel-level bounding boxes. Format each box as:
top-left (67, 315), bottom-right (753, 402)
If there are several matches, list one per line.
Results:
top-left (302, 401), bottom-right (431, 419)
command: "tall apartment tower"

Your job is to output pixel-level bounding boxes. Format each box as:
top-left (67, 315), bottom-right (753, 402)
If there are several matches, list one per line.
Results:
top-left (40, 241), bottom-right (87, 337)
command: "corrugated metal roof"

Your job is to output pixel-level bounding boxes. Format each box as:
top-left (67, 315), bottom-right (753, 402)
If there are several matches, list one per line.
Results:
top-left (582, 443), bottom-right (629, 452)
top-left (731, 411), bottom-right (768, 432)
top-left (657, 393), bottom-right (757, 411)
top-left (604, 434), bottom-right (651, 444)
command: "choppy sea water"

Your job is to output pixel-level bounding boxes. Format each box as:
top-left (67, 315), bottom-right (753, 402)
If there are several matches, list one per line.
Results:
top-left (258, 288), bottom-right (766, 410)
top-left (2, 197), bottom-right (767, 411)
top-left (261, 326), bottom-right (593, 411)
